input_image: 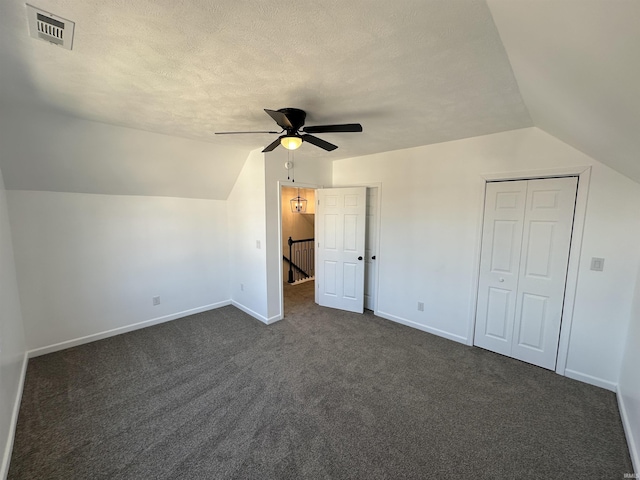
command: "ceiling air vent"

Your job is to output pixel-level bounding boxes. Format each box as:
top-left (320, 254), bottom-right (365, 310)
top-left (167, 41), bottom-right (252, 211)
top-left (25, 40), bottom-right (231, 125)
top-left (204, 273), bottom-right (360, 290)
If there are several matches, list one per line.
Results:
top-left (26, 4), bottom-right (75, 50)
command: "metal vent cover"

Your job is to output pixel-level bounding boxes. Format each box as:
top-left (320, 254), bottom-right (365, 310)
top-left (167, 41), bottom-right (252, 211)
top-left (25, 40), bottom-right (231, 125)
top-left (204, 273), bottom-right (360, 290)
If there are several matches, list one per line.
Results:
top-left (26, 4), bottom-right (75, 50)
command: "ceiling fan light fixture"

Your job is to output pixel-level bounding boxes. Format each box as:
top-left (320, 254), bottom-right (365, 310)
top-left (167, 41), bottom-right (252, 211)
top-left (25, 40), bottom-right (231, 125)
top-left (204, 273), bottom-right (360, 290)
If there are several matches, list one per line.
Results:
top-left (281, 135), bottom-right (302, 150)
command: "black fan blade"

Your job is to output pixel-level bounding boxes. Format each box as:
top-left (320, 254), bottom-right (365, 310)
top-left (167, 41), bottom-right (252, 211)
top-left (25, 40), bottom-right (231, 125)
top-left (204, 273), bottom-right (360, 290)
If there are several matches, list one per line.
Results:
top-left (302, 123), bottom-right (362, 134)
top-left (262, 137), bottom-right (282, 153)
top-left (264, 109), bottom-right (293, 129)
top-left (302, 134), bottom-right (338, 151)
top-left (215, 131), bottom-right (279, 135)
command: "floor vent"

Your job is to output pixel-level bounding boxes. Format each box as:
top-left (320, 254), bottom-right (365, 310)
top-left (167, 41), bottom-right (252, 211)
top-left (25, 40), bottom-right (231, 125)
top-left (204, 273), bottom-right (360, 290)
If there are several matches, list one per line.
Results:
top-left (26, 4), bottom-right (75, 50)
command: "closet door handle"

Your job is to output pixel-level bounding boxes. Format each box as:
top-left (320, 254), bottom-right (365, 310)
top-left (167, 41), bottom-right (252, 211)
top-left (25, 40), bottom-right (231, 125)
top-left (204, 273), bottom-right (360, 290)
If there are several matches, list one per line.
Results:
top-left (372, 255), bottom-right (376, 260)
top-left (358, 256), bottom-right (363, 261)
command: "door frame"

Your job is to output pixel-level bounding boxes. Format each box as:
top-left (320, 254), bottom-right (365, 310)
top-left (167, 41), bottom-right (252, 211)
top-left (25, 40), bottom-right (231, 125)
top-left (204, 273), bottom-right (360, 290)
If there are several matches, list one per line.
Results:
top-left (468, 166), bottom-right (591, 377)
top-left (329, 182), bottom-right (383, 315)
top-left (277, 180), bottom-right (323, 317)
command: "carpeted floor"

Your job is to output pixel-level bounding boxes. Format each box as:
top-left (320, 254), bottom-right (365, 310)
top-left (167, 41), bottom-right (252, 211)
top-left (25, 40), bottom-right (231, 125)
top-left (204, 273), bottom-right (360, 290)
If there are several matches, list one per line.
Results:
top-left (9, 281), bottom-right (633, 479)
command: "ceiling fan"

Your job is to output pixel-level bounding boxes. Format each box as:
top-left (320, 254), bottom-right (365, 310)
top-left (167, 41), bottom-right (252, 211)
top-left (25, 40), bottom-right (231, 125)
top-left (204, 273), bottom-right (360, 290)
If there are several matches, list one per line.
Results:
top-left (215, 108), bottom-right (363, 153)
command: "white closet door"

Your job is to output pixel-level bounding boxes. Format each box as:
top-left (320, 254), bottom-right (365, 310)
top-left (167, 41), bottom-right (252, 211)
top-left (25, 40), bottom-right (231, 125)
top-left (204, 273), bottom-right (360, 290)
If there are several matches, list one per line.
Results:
top-left (316, 187), bottom-right (367, 313)
top-left (474, 181), bottom-right (528, 357)
top-left (474, 177), bottom-right (577, 370)
top-left (511, 177), bottom-right (578, 369)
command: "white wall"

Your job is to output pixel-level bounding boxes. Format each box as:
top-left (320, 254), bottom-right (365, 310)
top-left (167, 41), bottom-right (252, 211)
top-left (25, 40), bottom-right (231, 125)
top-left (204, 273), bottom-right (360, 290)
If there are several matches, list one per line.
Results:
top-left (564, 162), bottom-right (640, 387)
top-left (227, 150), bottom-right (269, 321)
top-left (333, 127), bottom-right (640, 389)
top-left (0, 168), bottom-right (26, 478)
top-left (227, 149), bottom-right (331, 323)
top-left (7, 191), bottom-right (229, 352)
top-left (619, 262), bottom-right (640, 472)
top-left (265, 150), bottom-right (332, 320)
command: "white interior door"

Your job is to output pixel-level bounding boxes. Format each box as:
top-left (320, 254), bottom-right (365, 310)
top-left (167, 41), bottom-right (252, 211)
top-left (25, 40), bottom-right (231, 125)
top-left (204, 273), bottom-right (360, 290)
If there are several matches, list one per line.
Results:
top-left (364, 187), bottom-right (379, 311)
top-left (316, 187), bottom-right (367, 313)
top-left (474, 177), bottom-right (578, 370)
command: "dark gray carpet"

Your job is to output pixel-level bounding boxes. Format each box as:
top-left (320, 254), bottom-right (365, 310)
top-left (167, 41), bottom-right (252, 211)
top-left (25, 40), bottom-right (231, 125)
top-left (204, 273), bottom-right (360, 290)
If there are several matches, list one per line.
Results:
top-left (9, 281), bottom-right (633, 479)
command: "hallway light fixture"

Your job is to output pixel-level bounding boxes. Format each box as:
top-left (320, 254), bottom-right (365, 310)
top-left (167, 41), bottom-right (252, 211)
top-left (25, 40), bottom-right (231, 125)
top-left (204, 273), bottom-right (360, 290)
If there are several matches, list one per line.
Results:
top-left (290, 188), bottom-right (307, 213)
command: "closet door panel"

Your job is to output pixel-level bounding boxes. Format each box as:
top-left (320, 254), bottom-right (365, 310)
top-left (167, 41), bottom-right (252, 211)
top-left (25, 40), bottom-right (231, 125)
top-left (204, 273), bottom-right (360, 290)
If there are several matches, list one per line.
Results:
top-left (474, 181), bottom-right (527, 356)
top-left (511, 177), bottom-right (578, 370)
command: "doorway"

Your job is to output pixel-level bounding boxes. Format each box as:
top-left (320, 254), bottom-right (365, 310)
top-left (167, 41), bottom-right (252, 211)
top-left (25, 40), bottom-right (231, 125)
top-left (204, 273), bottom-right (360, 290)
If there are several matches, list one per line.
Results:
top-left (279, 184), bottom-right (381, 317)
top-left (474, 176), bottom-right (578, 370)
top-left (281, 186), bottom-right (317, 313)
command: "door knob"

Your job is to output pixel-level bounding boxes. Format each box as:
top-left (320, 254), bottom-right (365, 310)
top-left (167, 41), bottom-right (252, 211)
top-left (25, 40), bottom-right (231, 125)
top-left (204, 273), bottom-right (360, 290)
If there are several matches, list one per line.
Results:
top-left (358, 256), bottom-right (363, 261)
top-left (372, 255), bottom-right (376, 260)
top-left (499, 278), bottom-right (505, 282)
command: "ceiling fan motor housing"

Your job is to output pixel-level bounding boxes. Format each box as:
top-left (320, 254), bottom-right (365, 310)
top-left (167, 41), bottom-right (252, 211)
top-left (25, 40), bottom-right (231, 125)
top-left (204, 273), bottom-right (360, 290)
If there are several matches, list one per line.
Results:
top-left (279, 108), bottom-right (306, 132)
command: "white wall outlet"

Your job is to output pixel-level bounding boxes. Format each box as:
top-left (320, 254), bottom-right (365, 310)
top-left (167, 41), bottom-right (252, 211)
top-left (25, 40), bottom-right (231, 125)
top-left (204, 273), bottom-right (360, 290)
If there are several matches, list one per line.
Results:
top-left (256, 240), bottom-right (261, 249)
top-left (590, 257), bottom-right (605, 272)
top-left (152, 296), bottom-right (161, 306)
top-left (417, 302), bottom-right (424, 312)
top-left (240, 283), bottom-right (244, 291)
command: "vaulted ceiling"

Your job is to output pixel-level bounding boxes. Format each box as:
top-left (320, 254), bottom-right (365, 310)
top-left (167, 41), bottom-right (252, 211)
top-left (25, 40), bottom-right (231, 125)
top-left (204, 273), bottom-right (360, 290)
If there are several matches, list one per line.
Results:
top-left (0, 0), bottom-right (638, 198)
top-left (489, 0), bottom-right (640, 185)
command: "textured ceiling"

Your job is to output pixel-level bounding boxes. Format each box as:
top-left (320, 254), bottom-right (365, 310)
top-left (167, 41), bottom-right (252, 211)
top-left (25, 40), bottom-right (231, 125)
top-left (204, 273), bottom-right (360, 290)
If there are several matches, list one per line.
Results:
top-left (0, 0), bottom-right (532, 169)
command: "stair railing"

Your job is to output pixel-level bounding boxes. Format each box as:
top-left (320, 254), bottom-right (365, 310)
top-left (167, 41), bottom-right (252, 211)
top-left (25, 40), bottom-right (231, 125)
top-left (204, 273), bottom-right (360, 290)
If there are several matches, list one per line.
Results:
top-left (286, 236), bottom-right (315, 283)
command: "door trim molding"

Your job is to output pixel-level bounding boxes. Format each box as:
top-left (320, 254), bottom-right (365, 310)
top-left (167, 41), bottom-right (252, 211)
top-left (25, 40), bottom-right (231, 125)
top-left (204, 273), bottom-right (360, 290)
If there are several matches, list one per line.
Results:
top-left (368, 183), bottom-right (383, 315)
top-left (469, 165), bottom-right (592, 376)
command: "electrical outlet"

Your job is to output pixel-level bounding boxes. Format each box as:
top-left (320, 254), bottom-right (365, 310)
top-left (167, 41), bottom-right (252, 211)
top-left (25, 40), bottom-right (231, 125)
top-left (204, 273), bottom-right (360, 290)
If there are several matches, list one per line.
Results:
top-left (240, 283), bottom-right (244, 291)
top-left (417, 302), bottom-right (424, 312)
top-left (152, 296), bottom-right (161, 306)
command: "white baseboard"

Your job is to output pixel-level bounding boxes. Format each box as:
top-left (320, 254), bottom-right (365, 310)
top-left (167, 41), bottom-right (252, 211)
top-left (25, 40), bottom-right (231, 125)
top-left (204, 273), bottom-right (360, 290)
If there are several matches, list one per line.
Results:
top-left (375, 310), bottom-right (468, 345)
top-left (231, 300), bottom-right (283, 325)
top-left (564, 368), bottom-right (617, 392)
top-left (1, 352), bottom-right (28, 480)
top-left (265, 314), bottom-right (283, 325)
top-left (28, 301), bottom-right (232, 358)
top-left (617, 387), bottom-right (639, 475)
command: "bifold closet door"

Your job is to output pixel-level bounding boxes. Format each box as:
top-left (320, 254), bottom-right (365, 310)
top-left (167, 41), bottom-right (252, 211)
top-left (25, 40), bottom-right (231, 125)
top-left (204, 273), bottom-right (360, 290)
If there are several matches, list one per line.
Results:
top-left (474, 177), bottom-right (578, 370)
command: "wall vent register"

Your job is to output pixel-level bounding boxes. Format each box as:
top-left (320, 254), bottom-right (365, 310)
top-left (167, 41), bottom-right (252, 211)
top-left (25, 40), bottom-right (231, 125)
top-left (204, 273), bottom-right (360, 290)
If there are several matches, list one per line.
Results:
top-left (26, 4), bottom-right (75, 50)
